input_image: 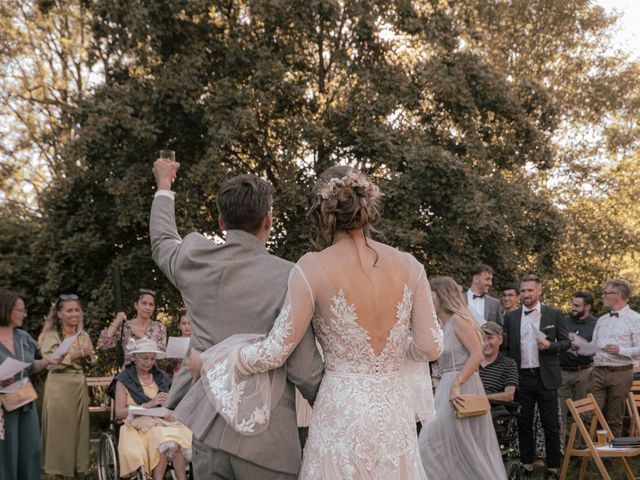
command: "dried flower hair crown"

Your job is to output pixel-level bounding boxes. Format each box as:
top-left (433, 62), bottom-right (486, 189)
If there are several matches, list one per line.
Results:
top-left (318, 172), bottom-right (380, 200)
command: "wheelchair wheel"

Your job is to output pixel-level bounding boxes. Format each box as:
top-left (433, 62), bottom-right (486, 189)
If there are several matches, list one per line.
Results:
top-left (504, 459), bottom-right (522, 480)
top-left (98, 431), bottom-right (119, 480)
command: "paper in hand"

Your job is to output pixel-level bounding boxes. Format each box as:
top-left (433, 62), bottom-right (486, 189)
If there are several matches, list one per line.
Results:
top-left (529, 323), bottom-right (547, 342)
top-left (0, 377), bottom-right (30, 393)
top-left (51, 333), bottom-right (79, 359)
top-left (0, 358), bottom-right (30, 381)
top-left (572, 335), bottom-right (600, 356)
top-left (128, 405), bottom-right (169, 417)
top-left (165, 336), bottom-right (190, 359)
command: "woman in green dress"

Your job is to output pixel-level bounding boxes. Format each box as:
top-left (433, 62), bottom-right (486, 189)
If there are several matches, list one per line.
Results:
top-left (40, 294), bottom-right (96, 479)
top-left (0, 290), bottom-right (59, 480)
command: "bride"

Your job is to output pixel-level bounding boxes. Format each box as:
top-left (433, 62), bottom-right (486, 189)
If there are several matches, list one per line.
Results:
top-left (200, 165), bottom-right (443, 479)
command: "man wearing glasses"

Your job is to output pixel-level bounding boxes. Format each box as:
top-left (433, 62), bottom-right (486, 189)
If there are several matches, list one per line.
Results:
top-left (589, 279), bottom-right (640, 437)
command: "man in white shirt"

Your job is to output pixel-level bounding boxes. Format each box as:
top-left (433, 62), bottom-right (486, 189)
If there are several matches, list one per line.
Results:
top-left (465, 264), bottom-right (503, 326)
top-left (590, 278), bottom-right (640, 437)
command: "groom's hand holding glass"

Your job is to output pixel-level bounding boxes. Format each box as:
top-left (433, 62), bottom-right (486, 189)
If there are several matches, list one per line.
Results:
top-left (153, 154), bottom-right (180, 190)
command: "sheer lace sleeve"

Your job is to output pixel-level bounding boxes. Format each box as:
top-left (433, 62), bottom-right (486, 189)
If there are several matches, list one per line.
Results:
top-left (237, 264), bottom-right (315, 374)
top-left (199, 262), bottom-right (316, 435)
top-left (406, 262), bottom-right (443, 362)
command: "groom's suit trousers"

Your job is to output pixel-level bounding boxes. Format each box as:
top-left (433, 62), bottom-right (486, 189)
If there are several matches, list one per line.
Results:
top-left (193, 438), bottom-right (296, 480)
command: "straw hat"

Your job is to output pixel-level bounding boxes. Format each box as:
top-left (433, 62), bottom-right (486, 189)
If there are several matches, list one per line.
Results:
top-left (126, 337), bottom-right (165, 359)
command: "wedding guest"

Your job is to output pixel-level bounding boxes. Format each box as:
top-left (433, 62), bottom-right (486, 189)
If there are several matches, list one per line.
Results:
top-left (0, 290), bottom-right (60, 480)
top-left (479, 322), bottom-right (518, 402)
top-left (590, 279), bottom-right (640, 437)
top-left (98, 288), bottom-right (167, 365)
top-left (176, 312), bottom-right (192, 338)
top-left (465, 264), bottom-right (503, 326)
top-left (166, 311), bottom-right (191, 379)
top-left (114, 338), bottom-right (191, 480)
top-left (501, 284), bottom-right (520, 315)
top-left (503, 274), bottom-right (569, 480)
top-left (420, 276), bottom-right (506, 479)
top-left (40, 294), bottom-right (96, 479)
top-left (559, 291), bottom-right (597, 430)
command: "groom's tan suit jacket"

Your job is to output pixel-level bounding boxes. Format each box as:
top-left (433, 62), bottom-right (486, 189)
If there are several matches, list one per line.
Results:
top-left (150, 193), bottom-right (323, 474)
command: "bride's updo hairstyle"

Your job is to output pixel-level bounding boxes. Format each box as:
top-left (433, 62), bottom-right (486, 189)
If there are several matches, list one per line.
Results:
top-left (308, 165), bottom-right (382, 250)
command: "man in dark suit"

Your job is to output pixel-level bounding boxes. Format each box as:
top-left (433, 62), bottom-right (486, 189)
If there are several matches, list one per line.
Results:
top-left (464, 264), bottom-right (503, 326)
top-left (503, 274), bottom-right (570, 480)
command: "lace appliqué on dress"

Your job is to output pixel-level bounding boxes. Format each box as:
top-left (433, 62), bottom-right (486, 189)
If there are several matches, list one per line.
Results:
top-left (239, 304), bottom-right (295, 374)
top-left (301, 285), bottom-right (427, 479)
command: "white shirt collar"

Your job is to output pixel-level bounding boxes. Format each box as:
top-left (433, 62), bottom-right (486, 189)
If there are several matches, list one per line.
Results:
top-left (610, 304), bottom-right (630, 316)
top-left (523, 302), bottom-right (541, 315)
top-left (467, 288), bottom-right (484, 300)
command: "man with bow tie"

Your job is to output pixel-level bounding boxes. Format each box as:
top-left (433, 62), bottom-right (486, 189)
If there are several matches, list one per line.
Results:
top-left (589, 278), bottom-right (640, 437)
top-left (503, 274), bottom-right (570, 480)
top-left (465, 264), bottom-right (503, 326)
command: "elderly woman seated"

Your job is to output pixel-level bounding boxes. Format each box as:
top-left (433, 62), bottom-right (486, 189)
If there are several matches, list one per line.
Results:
top-left (114, 337), bottom-right (191, 480)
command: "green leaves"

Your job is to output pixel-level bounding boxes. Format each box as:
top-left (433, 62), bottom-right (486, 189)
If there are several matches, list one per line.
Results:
top-left (1, 0), bottom-right (638, 355)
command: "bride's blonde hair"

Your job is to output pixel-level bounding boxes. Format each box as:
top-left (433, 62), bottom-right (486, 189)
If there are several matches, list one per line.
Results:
top-left (429, 276), bottom-right (482, 344)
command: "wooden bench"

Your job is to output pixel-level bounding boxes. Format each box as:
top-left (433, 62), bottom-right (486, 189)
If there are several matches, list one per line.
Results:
top-left (86, 376), bottom-right (113, 414)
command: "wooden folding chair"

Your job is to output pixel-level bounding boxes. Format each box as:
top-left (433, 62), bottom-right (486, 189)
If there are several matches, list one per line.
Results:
top-left (625, 379), bottom-right (640, 436)
top-left (627, 388), bottom-right (640, 438)
top-left (560, 393), bottom-right (640, 480)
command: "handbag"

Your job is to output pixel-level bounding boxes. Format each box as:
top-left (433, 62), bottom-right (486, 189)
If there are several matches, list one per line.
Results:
top-left (0, 337), bottom-right (38, 412)
top-left (609, 437), bottom-right (640, 448)
top-left (448, 327), bottom-right (490, 419)
top-left (453, 393), bottom-right (491, 419)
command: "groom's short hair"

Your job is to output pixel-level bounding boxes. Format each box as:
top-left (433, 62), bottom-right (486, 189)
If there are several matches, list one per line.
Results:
top-left (217, 174), bottom-right (274, 233)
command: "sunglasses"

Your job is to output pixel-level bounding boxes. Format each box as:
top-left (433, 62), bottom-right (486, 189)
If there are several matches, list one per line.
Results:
top-left (59, 294), bottom-right (79, 301)
top-left (55, 294), bottom-right (79, 309)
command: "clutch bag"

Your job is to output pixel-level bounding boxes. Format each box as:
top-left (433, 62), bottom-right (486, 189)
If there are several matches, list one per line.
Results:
top-left (0, 380), bottom-right (38, 412)
top-left (453, 393), bottom-right (490, 419)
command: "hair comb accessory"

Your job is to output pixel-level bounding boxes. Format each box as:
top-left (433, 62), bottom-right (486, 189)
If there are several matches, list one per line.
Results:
top-left (318, 172), bottom-right (380, 201)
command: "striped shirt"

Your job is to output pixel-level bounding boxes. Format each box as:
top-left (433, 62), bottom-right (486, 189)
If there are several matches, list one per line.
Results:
top-left (479, 354), bottom-right (519, 394)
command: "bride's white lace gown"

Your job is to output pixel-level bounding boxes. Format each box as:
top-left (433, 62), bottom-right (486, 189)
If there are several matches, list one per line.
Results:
top-left (201, 240), bottom-right (443, 479)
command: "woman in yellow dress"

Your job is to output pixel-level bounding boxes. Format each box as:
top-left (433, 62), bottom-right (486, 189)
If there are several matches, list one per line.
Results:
top-left (40, 294), bottom-right (96, 479)
top-left (114, 338), bottom-right (191, 480)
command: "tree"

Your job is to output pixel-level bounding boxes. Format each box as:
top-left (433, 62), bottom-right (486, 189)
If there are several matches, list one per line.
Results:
top-left (29, 0), bottom-right (561, 355)
top-left (4, 1), bottom-right (637, 370)
top-left (0, 0), bottom-right (101, 205)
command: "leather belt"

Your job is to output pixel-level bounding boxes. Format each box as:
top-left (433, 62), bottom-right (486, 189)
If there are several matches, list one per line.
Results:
top-left (595, 364), bottom-right (633, 372)
top-left (561, 364), bottom-right (593, 372)
top-left (519, 368), bottom-right (540, 376)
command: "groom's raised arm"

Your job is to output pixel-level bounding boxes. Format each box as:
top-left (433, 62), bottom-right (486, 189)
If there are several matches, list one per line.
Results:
top-left (150, 158), bottom-right (183, 287)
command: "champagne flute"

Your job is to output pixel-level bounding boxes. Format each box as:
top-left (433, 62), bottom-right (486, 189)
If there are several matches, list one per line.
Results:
top-left (159, 149), bottom-right (175, 161)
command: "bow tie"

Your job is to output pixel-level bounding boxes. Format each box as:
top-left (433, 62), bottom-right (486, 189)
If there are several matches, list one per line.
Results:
top-left (473, 294), bottom-right (485, 300)
top-left (524, 309), bottom-right (535, 316)
top-left (610, 312), bottom-right (619, 318)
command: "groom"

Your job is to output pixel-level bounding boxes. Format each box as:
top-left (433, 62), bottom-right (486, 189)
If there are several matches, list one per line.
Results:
top-left (150, 158), bottom-right (324, 479)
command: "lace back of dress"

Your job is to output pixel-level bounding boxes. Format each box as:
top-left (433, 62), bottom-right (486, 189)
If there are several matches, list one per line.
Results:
top-left (307, 247), bottom-right (418, 375)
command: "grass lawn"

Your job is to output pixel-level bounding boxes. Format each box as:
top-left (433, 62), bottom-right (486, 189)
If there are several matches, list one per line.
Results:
top-left (41, 411), bottom-right (640, 479)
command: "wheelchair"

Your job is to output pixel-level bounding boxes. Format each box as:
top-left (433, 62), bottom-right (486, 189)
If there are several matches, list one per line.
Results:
top-left (490, 400), bottom-right (522, 480)
top-left (97, 387), bottom-right (192, 480)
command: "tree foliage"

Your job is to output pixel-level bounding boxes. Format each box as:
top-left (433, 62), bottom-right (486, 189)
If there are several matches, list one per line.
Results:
top-left (0, 0), bottom-right (100, 204)
top-left (1, 0), bottom-right (638, 370)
